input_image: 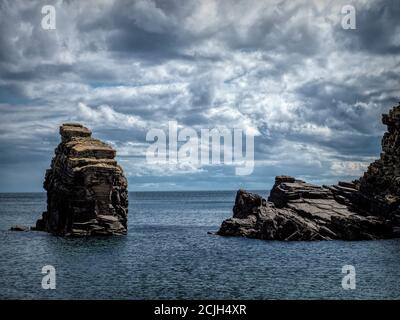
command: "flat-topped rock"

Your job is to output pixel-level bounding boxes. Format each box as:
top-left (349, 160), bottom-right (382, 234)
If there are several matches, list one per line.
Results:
top-left (268, 177), bottom-right (333, 208)
top-left (218, 183), bottom-right (395, 240)
top-left (218, 103), bottom-right (400, 241)
top-left (60, 123), bottom-right (92, 141)
top-left (64, 136), bottom-right (116, 159)
top-left (35, 123), bottom-right (128, 236)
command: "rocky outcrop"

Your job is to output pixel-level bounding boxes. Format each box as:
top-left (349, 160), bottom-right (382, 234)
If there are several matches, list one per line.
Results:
top-left (218, 103), bottom-right (400, 240)
top-left (35, 123), bottom-right (128, 236)
top-left (10, 225), bottom-right (30, 232)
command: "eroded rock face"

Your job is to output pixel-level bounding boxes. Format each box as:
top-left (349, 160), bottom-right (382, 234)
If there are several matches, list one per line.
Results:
top-left (35, 123), bottom-right (128, 236)
top-left (218, 103), bottom-right (400, 241)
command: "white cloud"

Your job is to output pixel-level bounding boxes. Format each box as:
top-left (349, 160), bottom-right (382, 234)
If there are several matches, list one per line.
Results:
top-left (77, 102), bottom-right (148, 129)
top-left (331, 161), bottom-right (370, 177)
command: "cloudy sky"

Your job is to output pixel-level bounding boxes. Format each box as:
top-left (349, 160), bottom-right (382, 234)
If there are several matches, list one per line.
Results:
top-left (0, 0), bottom-right (399, 192)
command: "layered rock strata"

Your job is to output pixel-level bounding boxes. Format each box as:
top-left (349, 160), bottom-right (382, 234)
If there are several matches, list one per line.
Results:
top-left (218, 103), bottom-right (400, 240)
top-left (35, 124), bottom-right (128, 236)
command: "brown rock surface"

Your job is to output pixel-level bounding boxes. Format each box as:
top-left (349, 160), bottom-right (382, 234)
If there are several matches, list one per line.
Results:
top-left (218, 103), bottom-right (400, 240)
top-left (35, 123), bottom-right (128, 236)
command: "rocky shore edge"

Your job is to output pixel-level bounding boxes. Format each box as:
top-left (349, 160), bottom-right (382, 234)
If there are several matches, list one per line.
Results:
top-left (217, 103), bottom-right (400, 240)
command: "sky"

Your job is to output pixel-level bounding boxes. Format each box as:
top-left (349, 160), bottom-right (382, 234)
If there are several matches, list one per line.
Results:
top-left (0, 0), bottom-right (399, 192)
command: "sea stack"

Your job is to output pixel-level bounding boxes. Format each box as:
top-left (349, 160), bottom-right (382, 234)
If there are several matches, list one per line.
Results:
top-left (35, 123), bottom-right (128, 236)
top-left (218, 103), bottom-right (400, 240)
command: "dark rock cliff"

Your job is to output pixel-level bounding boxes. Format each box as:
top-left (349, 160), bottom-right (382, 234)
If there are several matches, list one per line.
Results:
top-left (218, 103), bottom-right (400, 240)
top-left (35, 123), bottom-right (128, 236)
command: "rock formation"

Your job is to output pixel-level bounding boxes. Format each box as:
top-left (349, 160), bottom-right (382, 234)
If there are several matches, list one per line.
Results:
top-left (10, 225), bottom-right (30, 232)
top-left (218, 103), bottom-right (400, 240)
top-left (35, 123), bottom-right (128, 236)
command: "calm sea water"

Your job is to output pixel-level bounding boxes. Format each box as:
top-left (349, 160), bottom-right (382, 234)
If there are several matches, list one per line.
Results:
top-left (0, 191), bottom-right (399, 299)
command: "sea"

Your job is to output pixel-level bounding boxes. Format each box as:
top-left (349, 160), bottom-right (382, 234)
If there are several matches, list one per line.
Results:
top-left (0, 191), bottom-right (399, 299)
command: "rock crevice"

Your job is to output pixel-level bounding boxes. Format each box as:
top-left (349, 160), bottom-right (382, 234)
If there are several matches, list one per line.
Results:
top-left (36, 123), bottom-right (128, 236)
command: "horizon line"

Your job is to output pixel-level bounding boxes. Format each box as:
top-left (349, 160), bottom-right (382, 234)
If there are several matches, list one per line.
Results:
top-left (0, 189), bottom-right (270, 194)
